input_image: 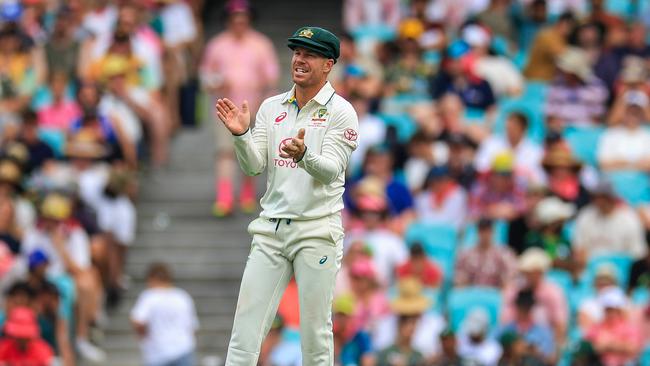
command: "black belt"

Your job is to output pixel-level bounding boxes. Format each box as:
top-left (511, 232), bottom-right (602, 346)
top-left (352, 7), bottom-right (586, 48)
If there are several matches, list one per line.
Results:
top-left (269, 218), bottom-right (292, 232)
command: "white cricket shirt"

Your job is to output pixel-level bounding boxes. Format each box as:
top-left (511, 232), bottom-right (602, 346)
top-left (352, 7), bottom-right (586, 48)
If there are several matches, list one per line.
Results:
top-left (233, 81), bottom-right (359, 220)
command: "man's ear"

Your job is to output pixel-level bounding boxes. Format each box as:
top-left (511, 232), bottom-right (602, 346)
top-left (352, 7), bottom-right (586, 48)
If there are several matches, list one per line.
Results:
top-left (323, 59), bottom-right (335, 73)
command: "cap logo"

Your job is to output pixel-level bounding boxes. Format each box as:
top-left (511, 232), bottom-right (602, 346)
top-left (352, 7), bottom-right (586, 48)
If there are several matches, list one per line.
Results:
top-left (298, 28), bottom-right (314, 38)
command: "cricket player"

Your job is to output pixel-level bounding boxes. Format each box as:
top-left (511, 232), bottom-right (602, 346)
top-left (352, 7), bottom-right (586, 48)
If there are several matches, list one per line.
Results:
top-left (216, 26), bottom-right (359, 366)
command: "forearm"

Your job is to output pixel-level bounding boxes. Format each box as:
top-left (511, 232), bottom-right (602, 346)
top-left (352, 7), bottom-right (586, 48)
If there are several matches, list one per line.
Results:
top-left (233, 129), bottom-right (266, 176)
top-left (297, 147), bottom-right (345, 185)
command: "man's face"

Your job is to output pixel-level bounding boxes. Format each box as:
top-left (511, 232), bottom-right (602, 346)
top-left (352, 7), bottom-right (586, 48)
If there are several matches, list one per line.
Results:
top-left (228, 12), bottom-right (250, 36)
top-left (291, 47), bottom-right (333, 88)
top-left (117, 6), bottom-right (138, 35)
top-left (505, 118), bottom-right (525, 144)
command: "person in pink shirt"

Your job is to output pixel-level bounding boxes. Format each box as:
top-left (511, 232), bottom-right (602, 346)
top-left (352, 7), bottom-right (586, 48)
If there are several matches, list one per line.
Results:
top-left (501, 248), bottom-right (568, 344)
top-left (200, 0), bottom-right (279, 216)
top-left (36, 71), bottom-right (81, 131)
top-left (586, 287), bottom-right (643, 366)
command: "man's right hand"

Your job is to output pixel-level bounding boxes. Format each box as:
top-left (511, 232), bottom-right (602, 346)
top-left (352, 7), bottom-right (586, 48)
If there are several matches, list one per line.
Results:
top-left (216, 98), bottom-right (250, 135)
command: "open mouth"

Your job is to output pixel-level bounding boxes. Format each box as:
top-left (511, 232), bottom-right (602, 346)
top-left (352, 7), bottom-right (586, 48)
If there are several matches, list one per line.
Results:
top-left (294, 67), bottom-right (309, 74)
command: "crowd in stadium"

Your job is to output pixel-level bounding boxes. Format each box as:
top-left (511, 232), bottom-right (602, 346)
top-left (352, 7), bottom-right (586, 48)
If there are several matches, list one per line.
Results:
top-left (262, 0), bottom-right (650, 366)
top-left (0, 0), bottom-right (202, 364)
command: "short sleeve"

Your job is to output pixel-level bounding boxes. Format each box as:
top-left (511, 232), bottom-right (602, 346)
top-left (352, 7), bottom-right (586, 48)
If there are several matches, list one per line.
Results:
top-left (131, 292), bottom-right (151, 323)
top-left (68, 228), bottom-right (91, 270)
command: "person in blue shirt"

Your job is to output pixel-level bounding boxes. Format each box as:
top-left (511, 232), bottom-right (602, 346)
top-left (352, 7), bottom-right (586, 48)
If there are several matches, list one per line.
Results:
top-left (333, 296), bottom-right (374, 366)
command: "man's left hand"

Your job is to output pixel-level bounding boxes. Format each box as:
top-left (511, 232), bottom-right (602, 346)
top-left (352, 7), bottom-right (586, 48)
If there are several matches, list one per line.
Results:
top-left (280, 128), bottom-right (307, 162)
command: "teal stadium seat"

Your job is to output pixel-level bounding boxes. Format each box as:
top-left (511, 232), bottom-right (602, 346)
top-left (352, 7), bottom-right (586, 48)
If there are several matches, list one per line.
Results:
top-left (493, 83), bottom-right (548, 143)
top-left (447, 287), bottom-right (502, 332)
top-left (606, 171), bottom-right (650, 206)
top-left (632, 287), bottom-right (649, 306)
top-left (605, 0), bottom-right (633, 18)
top-left (378, 113), bottom-right (418, 143)
top-left (563, 126), bottom-right (604, 166)
top-left (404, 222), bottom-right (457, 281)
top-left (583, 254), bottom-right (634, 289)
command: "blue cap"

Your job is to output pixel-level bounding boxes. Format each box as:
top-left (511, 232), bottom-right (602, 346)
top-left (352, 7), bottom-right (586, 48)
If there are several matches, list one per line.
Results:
top-left (28, 249), bottom-right (48, 271)
top-left (0, 1), bottom-right (22, 22)
top-left (447, 40), bottom-right (470, 60)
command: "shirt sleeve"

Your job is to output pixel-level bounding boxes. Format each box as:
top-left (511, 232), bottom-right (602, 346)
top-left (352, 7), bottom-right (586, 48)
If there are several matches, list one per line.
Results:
top-left (68, 228), bottom-right (91, 270)
top-left (130, 292), bottom-right (151, 323)
top-left (297, 102), bottom-right (359, 185)
top-left (232, 102), bottom-right (269, 176)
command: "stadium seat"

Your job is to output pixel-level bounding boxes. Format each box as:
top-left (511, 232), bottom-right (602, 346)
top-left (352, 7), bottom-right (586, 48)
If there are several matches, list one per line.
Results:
top-left (404, 222), bottom-right (458, 281)
top-left (460, 219), bottom-right (509, 247)
top-left (640, 344), bottom-right (650, 366)
top-left (606, 171), bottom-right (650, 206)
top-left (464, 108), bottom-right (486, 124)
top-left (447, 287), bottom-right (502, 332)
top-left (546, 269), bottom-right (574, 300)
top-left (605, 0), bottom-right (632, 18)
top-left (377, 113), bottom-right (418, 143)
top-left (38, 129), bottom-right (66, 157)
top-left (563, 126), bottom-right (605, 166)
top-left (583, 254), bottom-right (634, 289)
top-left (493, 96), bottom-right (546, 143)
top-left (631, 287), bottom-right (649, 306)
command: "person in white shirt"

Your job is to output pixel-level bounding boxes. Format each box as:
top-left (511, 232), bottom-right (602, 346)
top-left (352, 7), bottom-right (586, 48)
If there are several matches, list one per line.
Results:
top-left (414, 165), bottom-right (467, 230)
top-left (457, 308), bottom-right (502, 366)
top-left (474, 112), bottom-right (544, 184)
top-left (348, 93), bottom-right (385, 177)
top-left (131, 263), bottom-right (199, 366)
top-left (216, 27), bottom-right (358, 366)
top-left (598, 90), bottom-right (650, 172)
top-left (573, 181), bottom-right (648, 261)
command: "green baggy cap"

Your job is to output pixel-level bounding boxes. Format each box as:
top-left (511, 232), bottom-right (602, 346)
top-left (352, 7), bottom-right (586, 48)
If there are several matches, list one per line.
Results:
top-left (287, 26), bottom-right (340, 62)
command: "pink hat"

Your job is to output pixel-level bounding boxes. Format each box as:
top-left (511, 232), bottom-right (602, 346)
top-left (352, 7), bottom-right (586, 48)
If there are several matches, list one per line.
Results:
top-left (349, 259), bottom-right (378, 280)
top-left (226, 0), bottom-right (250, 14)
top-left (4, 307), bottom-right (39, 339)
top-left (356, 195), bottom-right (387, 212)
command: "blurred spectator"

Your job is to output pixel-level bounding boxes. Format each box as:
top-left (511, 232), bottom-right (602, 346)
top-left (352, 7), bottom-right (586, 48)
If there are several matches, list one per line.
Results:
top-left (502, 248), bottom-right (568, 342)
top-left (200, 1), bottom-right (278, 217)
top-left (523, 196), bottom-right (575, 269)
top-left (598, 90), bottom-right (650, 172)
top-left (511, 0), bottom-right (548, 52)
top-left (628, 240), bottom-right (650, 291)
top-left (45, 7), bottom-right (82, 80)
top-left (545, 47), bottom-right (609, 126)
top-left (524, 12), bottom-right (575, 81)
top-left (571, 22), bottom-right (605, 66)
top-left (345, 258), bottom-right (390, 333)
top-left (585, 287), bottom-right (643, 366)
top-left (259, 315), bottom-right (302, 366)
top-left (497, 331), bottom-right (546, 366)
top-left (396, 244), bottom-right (443, 289)
top-left (507, 184), bottom-right (548, 255)
top-left (0, 307), bottom-right (53, 365)
top-left (446, 133), bottom-right (478, 191)
top-left (21, 192), bottom-right (104, 362)
top-left (414, 165), bottom-right (467, 230)
top-left (454, 217), bottom-right (517, 288)
top-left (497, 288), bottom-right (556, 364)
top-left (458, 308), bottom-right (502, 366)
top-left (33, 280), bottom-right (74, 366)
top-left (475, 0), bottom-right (515, 45)
top-left (462, 24), bottom-right (524, 97)
top-left (374, 277), bottom-right (446, 358)
top-left (384, 33), bottom-right (434, 99)
top-left (332, 295), bottom-right (374, 366)
top-left (343, 0), bottom-right (401, 35)
top-left (431, 328), bottom-right (469, 366)
top-left (0, 22), bottom-right (36, 126)
top-left (588, 0), bottom-right (624, 32)
top-left (347, 190), bottom-right (408, 284)
top-left (17, 110), bottom-right (54, 173)
top-left (34, 71), bottom-right (80, 131)
top-left (403, 129), bottom-right (449, 193)
top-left (608, 56), bottom-right (650, 123)
top-left (573, 180), bottom-right (647, 261)
top-left (429, 42), bottom-right (496, 112)
top-left (569, 340), bottom-right (604, 366)
top-left (474, 112), bottom-right (544, 184)
top-left (578, 264), bottom-right (628, 331)
top-left (376, 314), bottom-right (424, 366)
top-left (81, 0), bottom-right (117, 40)
top-left (331, 33), bottom-right (383, 95)
top-left (348, 92), bottom-right (386, 176)
top-left (337, 240), bottom-right (373, 297)
top-left (470, 152), bottom-right (526, 221)
top-left (131, 262), bottom-right (199, 366)
top-left (541, 146), bottom-right (590, 208)
top-left (0, 155), bottom-right (35, 233)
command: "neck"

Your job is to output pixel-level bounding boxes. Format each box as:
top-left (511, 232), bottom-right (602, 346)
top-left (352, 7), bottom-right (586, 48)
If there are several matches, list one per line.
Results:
top-left (295, 80), bottom-right (327, 108)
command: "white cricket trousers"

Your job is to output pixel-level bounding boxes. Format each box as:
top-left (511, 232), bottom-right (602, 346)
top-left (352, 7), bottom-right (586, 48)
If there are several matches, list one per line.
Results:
top-left (225, 213), bottom-right (344, 366)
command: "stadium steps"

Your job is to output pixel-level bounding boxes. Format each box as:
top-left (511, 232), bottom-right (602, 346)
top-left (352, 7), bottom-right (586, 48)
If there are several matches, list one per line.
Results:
top-left (100, 1), bottom-right (343, 364)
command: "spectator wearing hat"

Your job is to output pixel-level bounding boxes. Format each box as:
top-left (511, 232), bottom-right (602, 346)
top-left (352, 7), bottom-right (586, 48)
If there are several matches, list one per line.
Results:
top-left (598, 90), bottom-right (650, 172)
top-left (578, 264), bottom-right (629, 331)
top-left (585, 287), bottom-right (643, 366)
top-left (524, 12), bottom-right (576, 81)
top-left (396, 244), bottom-right (443, 289)
top-left (200, 0), bottom-right (279, 216)
top-left (131, 262), bottom-right (199, 366)
top-left (21, 193), bottom-right (105, 362)
top-left (458, 308), bottom-right (502, 366)
top-left (431, 328), bottom-right (469, 366)
top-left (259, 315), bottom-right (302, 366)
top-left (475, 112), bottom-right (544, 184)
top-left (332, 295), bottom-right (375, 366)
top-left (607, 56), bottom-right (650, 123)
top-left (469, 152), bottom-right (526, 221)
top-left (336, 240), bottom-right (373, 297)
top-left (545, 47), bottom-right (609, 126)
top-left (522, 196), bottom-right (575, 269)
top-left (414, 165), bottom-right (467, 230)
top-left (462, 24), bottom-right (524, 98)
top-left (507, 184), bottom-right (549, 255)
top-left (374, 277), bottom-right (446, 359)
top-left (347, 189), bottom-right (409, 285)
top-left (497, 289), bottom-right (556, 364)
top-left (502, 248), bottom-right (568, 343)
top-left (455, 217), bottom-right (517, 288)
top-left (345, 258), bottom-right (391, 334)
top-left (573, 180), bottom-right (647, 261)
top-left (541, 146), bottom-right (590, 208)
top-left (429, 41), bottom-right (496, 112)
top-left (496, 331), bottom-right (546, 366)
top-left (0, 307), bottom-right (53, 365)
top-left (384, 26), bottom-right (434, 100)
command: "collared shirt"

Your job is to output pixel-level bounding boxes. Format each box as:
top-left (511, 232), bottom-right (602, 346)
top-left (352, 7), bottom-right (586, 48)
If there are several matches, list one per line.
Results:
top-left (544, 76), bottom-right (609, 125)
top-left (454, 244), bottom-right (518, 288)
top-left (233, 82), bottom-right (359, 220)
